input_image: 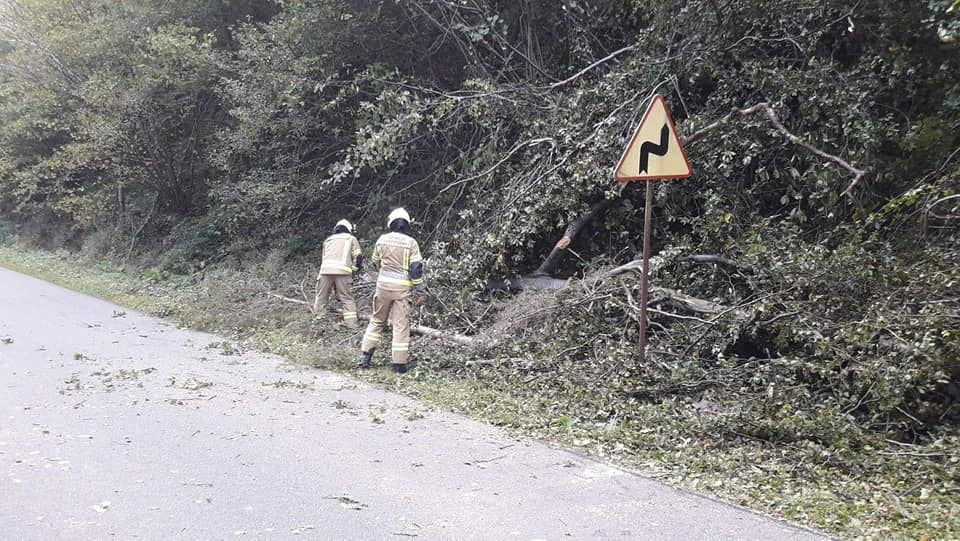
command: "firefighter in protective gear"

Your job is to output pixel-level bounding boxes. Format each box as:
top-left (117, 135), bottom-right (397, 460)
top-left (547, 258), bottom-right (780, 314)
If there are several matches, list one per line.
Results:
top-left (358, 208), bottom-right (425, 373)
top-left (315, 219), bottom-right (363, 328)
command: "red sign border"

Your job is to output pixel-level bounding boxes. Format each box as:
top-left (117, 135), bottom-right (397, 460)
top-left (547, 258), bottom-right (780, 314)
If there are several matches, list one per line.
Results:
top-left (614, 95), bottom-right (692, 182)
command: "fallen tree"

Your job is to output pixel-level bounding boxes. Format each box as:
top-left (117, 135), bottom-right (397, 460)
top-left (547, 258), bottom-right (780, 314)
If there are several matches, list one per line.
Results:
top-left (267, 289), bottom-right (486, 346)
top-left (267, 272), bottom-right (487, 347)
top-left (271, 245), bottom-right (762, 350)
top-left (530, 199), bottom-right (618, 277)
top-left (491, 253), bottom-right (748, 323)
top-left (530, 100), bottom-right (870, 278)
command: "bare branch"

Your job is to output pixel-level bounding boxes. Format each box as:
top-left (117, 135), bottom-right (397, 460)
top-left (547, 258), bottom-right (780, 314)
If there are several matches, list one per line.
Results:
top-left (411, 324), bottom-right (483, 346)
top-left (682, 102), bottom-right (869, 202)
top-left (677, 254), bottom-right (740, 268)
top-left (548, 45), bottom-right (637, 89)
top-left (267, 292), bottom-right (310, 306)
top-left (923, 194), bottom-right (960, 236)
top-left (123, 195), bottom-right (158, 264)
top-left (439, 137), bottom-right (555, 195)
top-left (601, 259), bottom-right (645, 279)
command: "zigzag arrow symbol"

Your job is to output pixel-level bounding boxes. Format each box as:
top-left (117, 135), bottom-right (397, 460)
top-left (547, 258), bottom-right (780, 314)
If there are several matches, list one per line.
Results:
top-left (639, 123), bottom-right (670, 174)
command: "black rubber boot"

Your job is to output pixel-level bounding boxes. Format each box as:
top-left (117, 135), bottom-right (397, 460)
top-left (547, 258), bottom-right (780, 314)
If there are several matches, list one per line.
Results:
top-left (391, 363), bottom-right (408, 374)
top-left (357, 350), bottom-right (373, 368)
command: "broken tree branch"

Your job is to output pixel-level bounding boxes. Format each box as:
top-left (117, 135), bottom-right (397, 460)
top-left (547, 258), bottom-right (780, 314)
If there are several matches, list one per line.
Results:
top-left (411, 324), bottom-right (484, 346)
top-left (600, 259), bottom-right (645, 279)
top-left (923, 194), bottom-right (960, 236)
top-left (648, 286), bottom-right (728, 316)
top-left (267, 292), bottom-right (311, 309)
top-left (498, 265), bottom-right (734, 318)
top-left (531, 199), bottom-right (617, 277)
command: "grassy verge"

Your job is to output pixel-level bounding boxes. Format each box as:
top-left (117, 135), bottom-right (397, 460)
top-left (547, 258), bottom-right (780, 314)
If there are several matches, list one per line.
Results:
top-left (1, 244), bottom-right (956, 540)
top-left (0, 247), bottom-right (177, 315)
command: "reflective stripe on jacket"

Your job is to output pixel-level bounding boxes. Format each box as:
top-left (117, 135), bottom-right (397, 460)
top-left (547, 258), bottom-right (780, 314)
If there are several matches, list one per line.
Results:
top-left (372, 232), bottom-right (423, 290)
top-left (320, 233), bottom-right (361, 275)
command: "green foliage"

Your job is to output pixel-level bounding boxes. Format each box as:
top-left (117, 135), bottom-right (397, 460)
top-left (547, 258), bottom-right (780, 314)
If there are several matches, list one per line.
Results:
top-left (0, 1), bottom-right (959, 535)
top-left (155, 213), bottom-right (228, 274)
top-left (0, 217), bottom-right (14, 245)
top-left (0, 0), bottom-right (275, 244)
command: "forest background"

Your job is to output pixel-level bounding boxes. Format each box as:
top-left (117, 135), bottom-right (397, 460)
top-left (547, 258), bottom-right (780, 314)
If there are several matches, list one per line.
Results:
top-left (0, 1), bottom-right (958, 538)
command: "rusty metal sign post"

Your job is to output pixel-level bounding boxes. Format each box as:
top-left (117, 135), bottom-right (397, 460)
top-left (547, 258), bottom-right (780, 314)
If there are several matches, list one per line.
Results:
top-left (613, 95), bottom-right (692, 363)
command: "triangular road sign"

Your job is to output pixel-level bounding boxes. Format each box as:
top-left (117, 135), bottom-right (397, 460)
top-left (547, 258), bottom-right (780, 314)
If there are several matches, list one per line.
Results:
top-left (614, 95), bottom-right (691, 182)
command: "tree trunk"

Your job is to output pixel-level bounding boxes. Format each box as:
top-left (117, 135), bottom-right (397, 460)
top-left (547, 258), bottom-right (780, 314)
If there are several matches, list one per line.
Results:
top-left (531, 199), bottom-right (617, 277)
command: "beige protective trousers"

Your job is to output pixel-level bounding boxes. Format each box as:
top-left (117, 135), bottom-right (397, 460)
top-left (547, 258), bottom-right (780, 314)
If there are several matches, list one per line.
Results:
top-left (315, 274), bottom-right (358, 327)
top-left (360, 288), bottom-right (412, 364)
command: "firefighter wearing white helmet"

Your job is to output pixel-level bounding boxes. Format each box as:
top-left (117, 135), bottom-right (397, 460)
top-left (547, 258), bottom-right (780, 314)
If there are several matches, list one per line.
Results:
top-left (358, 207), bottom-right (425, 373)
top-left (314, 219), bottom-right (363, 328)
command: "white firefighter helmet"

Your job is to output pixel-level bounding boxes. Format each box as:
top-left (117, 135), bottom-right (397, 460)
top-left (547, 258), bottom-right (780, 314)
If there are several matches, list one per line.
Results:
top-left (335, 219), bottom-right (352, 232)
top-left (387, 208), bottom-right (410, 228)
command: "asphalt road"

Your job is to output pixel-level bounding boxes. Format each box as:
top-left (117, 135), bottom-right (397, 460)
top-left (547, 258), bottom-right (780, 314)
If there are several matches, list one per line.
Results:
top-left (0, 267), bottom-right (830, 540)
